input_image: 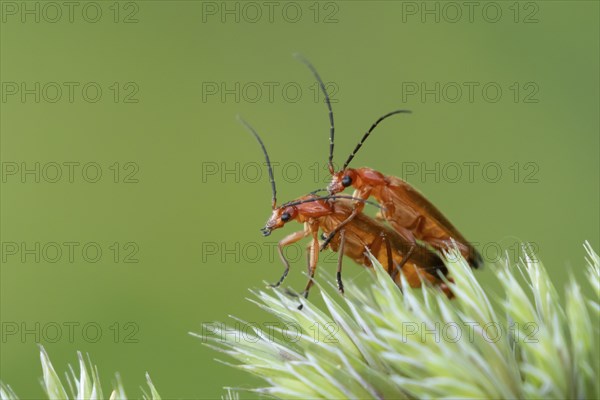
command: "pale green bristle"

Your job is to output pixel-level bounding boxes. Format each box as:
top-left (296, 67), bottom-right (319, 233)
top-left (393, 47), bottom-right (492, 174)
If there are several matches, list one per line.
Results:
top-left (0, 346), bottom-right (161, 400)
top-left (198, 243), bottom-right (600, 399)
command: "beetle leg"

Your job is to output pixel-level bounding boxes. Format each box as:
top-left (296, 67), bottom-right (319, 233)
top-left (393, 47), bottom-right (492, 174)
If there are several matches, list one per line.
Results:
top-left (270, 229), bottom-right (309, 288)
top-left (386, 222), bottom-right (417, 273)
top-left (336, 229), bottom-right (346, 294)
top-left (396, 245), bottom-right (415, 272)
top-left (305, 243), bottom-right (312, 275)
top-left (377, 231), bottom-right (397, 277)
top-left (320, 208), bottom-right (360, 251)
top-left (364, 231), bottom-right (395, 279)
top-left (320, 187), bottom-right (371, 251)
top-left (301, 225), bottom-right (320, 300)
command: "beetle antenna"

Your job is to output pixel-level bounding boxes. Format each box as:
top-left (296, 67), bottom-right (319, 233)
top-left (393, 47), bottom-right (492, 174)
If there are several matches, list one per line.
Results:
top-left (283, 195), bottom-right (383, 210)
top-left (343, 110), bottom-right (412, 170)
top-left (294, 53), bottom-right (335, 175)
top-left (237, 116), bottom-right (277, 209)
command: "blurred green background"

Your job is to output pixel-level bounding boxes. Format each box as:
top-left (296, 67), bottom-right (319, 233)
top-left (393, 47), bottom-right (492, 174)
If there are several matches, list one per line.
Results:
top-left (1, 1), bottom-right (598, 398)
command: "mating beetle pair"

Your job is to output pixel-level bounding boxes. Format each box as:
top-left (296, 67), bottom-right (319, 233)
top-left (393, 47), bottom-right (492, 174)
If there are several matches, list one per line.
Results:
top-left (241, 55), bottom-right (482, 301)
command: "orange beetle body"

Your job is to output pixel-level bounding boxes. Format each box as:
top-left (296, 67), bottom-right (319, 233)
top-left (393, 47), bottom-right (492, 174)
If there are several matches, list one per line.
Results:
top-left (328, 167), bottom-right (482, 268)
top-left (263, 194), bottom-right (453, 298)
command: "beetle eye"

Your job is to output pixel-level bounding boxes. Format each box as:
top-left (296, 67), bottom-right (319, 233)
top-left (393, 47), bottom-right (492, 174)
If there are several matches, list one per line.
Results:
top-left (341, 175), bottom-right (352, 187)
top-left (281, 212), bottom-right (291, 222)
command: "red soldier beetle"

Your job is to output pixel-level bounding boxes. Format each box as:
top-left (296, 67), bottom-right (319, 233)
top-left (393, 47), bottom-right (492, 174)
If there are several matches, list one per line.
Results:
top-left (295, 55), bottom-right (483, 268)
top-left (239, 116), bottom-right (453, 300)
